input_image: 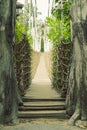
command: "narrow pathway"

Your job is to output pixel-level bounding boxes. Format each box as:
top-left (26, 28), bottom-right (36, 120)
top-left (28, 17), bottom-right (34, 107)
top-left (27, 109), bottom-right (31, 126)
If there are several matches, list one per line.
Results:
top-left (26, 53), bottom-right (59, 99)
top-left (19, 53), bottom-right (65, 119)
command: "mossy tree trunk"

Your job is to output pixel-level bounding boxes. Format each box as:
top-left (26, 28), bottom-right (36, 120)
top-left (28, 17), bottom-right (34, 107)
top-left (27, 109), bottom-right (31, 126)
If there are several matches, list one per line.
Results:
top-left (66, 0), bottom-right (87, 125)
top-left (0, 0), bottom-right (18, 124)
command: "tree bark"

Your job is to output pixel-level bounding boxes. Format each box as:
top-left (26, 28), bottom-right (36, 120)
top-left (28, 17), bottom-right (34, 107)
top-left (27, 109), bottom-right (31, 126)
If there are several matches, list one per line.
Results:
top-left (66, 0), bottom-right (87, 125)
top-left (0, 0), bottom-right (18, 124)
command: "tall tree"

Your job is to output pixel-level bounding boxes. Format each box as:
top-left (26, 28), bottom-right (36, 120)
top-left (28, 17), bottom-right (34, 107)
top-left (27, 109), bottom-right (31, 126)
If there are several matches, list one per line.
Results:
top-left (32, 0), bottom-right (37, 49)
top-left (48, 0), bottom-right (50, 17)
top-left (52, 0), bottom-right (55, 9)
top-left (24, 0), bottom-right (29, 27)
top-left (0, 0), bottom-right (18, 124)
top-left (35, 0), bottom-right (37, 18)
top-left (66, 0), bottom-right (87, 126)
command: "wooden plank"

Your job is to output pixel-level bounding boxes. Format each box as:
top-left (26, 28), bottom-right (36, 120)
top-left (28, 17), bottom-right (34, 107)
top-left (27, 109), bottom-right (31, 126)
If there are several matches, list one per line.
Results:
top-left (22, 97), bottom-right (65, 102)
top-left (19, 105), bottom-right (65, 111)
top-left (18, 111), bottom-right (67, 119)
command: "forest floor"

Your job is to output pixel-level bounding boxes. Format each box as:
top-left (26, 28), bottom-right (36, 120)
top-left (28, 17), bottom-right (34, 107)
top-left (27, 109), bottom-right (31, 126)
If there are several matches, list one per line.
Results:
top-left (1, 53), bottom-right (85, 130)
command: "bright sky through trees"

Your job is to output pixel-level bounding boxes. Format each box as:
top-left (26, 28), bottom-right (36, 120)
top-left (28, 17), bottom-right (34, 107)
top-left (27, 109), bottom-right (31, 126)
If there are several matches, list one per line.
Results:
top-left (17, 0), bottom-right (53, 20)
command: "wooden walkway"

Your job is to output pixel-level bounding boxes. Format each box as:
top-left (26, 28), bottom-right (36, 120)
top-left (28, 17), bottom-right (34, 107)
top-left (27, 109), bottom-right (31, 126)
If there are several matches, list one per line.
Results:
top-left (25, 53), bottom-right (59, 99)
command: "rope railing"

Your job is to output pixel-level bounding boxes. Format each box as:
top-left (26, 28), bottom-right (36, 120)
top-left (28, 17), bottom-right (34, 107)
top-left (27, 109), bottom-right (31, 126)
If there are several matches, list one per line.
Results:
top-left (14, 36), bottom-right (40, 96)
top-left (14, 35), bottom-right (32, 96)
top-left (44, 41), bottom-right (72, 98)
top-left (52, 41), bottom-right (72, 98)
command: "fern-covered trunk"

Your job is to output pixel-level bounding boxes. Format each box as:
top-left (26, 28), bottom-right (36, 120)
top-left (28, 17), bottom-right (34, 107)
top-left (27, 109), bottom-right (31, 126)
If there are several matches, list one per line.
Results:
top-left (66, 0), bottom-right (87, 125)
top-left (0, 0), bottom-right (18, 124)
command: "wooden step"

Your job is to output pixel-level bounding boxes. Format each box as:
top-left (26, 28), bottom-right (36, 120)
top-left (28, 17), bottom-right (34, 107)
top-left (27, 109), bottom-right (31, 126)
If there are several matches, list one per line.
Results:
top-left (23, 101), bottom-right (65, 107)
top-left (18, 110), bottom-right (67, 119)
top-left (19, 105), bottom-right (65, 111)
top-left (22, 97), bottom-right (65, 102)
top-left (23, 104), bottom-right (65, 107)
top-left (22, 102), bottom-right (65, 108)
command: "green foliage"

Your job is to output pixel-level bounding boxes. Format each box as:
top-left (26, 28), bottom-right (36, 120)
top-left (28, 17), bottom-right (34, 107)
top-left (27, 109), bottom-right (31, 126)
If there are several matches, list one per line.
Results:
top-left (46, 17), bottom-right (62, 45)
top-left (46, 1), bottom-right (72, 92)
top-left (26, 33), bottom-right (33, 45)
top-left (63, 19), bottom-right (71, 42)
top-left (40, 38), bottom-right (44, 52)
top-left (52, 1), bottom-right (71, 19)
top-left (15, 21), bottom-right (23, 43)
top-left (46, 1), bottom-right (71, 44)
top-left (15, 21), bottom-right (33, 44)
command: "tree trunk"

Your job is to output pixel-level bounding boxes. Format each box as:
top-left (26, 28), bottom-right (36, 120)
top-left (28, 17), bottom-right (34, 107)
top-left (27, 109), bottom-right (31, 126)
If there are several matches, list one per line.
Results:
top-left (0, 0), bottom-right (18, 124)
top-left (66, 0), bottom-right (87, 125)
top-left (48, 0), bottom-right (50, 17)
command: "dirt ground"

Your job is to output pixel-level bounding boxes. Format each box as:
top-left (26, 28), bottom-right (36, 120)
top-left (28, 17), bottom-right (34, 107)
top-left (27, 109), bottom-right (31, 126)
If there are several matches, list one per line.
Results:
top-left (1, 118), bottom-right (85, 130)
